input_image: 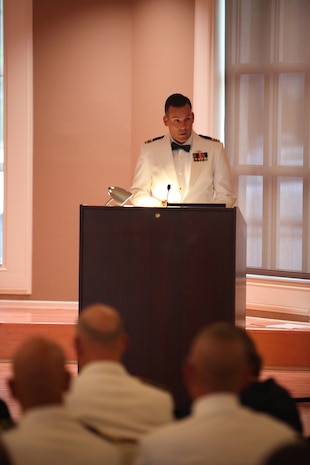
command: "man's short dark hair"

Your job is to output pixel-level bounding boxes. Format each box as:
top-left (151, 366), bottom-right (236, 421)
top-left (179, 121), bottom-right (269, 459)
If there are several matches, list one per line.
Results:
top-left (164, 93), bottom-right (192, 114)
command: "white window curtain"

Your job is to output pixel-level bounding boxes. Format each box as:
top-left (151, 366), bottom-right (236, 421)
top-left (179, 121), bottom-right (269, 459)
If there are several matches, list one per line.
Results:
top-left (225, 0), bottom-right (310, 278)
top-left (193, 0), bottom-right (225, 141)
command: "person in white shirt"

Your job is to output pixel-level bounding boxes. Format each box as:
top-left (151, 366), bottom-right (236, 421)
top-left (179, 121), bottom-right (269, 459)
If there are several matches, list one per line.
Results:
top-left (130, 93), bottom-right (236, 207)
top-left (135, 322), bottom-right (298, 465)
top-left (2, 336), bottom-right (121, 465)
top-left (66, 303), bottom-right (174, 440)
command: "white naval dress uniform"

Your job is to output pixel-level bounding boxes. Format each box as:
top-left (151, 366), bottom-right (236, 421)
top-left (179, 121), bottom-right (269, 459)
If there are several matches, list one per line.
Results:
top-left (2, 405), bottom-right (121, 465)
top-left (135, 393), bottom-right (298, 465)
top-left (130, 131), bottom-right (237, 207)
top-left (66, 361), bottom-right (174, 440)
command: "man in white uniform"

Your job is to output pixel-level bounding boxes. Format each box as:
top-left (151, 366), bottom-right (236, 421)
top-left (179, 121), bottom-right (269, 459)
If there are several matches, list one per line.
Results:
top-left (135, 323), bottom-right (298, 465)
top-left (2, 336), bottom-right (121, 465)
top-left (131, 93), bottom-right (236, 207)
top-left (66, 303), bottom-right (174, 440)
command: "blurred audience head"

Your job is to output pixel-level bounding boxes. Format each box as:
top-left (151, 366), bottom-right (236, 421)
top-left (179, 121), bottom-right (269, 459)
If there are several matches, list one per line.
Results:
top-left (183, 322), bottom-right (248, 400)
top-left (75, 303), bottom-right (128, 368)
top-left (8, 336), bottom-right (70, 413)
top-left (262, 440), bottom-right (310, 465)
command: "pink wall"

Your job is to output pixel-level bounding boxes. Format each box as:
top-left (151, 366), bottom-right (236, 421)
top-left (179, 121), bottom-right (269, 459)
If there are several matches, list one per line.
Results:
top-left (31, 0), bottom-right (194, 301)
top-left (131, 0), bottom-right (194, 156)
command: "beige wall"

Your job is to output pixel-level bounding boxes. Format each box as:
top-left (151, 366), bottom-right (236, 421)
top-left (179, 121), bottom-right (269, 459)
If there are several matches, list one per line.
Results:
top-left (30, 0), bottom-right (195, 301)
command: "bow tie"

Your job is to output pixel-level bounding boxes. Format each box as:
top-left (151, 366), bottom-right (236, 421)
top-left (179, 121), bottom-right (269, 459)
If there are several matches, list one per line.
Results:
top-left (171, 141), bottom-right (191, 152)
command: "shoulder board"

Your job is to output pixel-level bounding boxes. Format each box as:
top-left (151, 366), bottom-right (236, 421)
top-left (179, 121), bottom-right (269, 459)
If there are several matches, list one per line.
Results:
top-left (144, 135), bottom-right (164, 144)
top-left (199, 134), bottom-right (221, 143)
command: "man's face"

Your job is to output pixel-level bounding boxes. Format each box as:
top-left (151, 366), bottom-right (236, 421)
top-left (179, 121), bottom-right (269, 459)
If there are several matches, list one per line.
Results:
top-left (163, 104), bottom-right (194, 144)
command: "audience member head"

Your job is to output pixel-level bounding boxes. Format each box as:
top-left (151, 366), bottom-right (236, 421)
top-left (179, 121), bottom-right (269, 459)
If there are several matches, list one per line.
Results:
top-left (183, 322), bottom-right (248, 400)
top-left (75, 303), bottom-right (128, 369)
top-left (8, 336), bottom-right (70, 413)
top-left (262, 440), bottom-right (310, 465)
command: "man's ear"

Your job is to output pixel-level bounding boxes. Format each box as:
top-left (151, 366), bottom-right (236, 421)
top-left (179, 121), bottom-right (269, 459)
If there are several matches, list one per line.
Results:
top-left (7, 377), bottom-right (18, 401)
top-left (182, 359), bottom-right (193, 389)
top-left (239, 363), bottom-right (253, 390)
top-left (120, 332), bottom-right (129, 354)
top-left (63, 370), bottom-right (72, 393)
top-left (191, 112), bottom-right (195, 123)
top-left (183, 359), bottom-right (198, 399)
top-left (73, 335), bottom-right (81, 356)
top-left (163, 115), bottom-right (168, 126)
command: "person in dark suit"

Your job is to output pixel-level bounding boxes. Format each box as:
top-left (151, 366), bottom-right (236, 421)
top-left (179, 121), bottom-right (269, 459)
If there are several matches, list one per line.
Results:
top-left (0, 399), bottom-right (15, 432)
top-left (262, 440), bottom-right (310, 465)
top-left (236, 327), bottom-right (303, 434)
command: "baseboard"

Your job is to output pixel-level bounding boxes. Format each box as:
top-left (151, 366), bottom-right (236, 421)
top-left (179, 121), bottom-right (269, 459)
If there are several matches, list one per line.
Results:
top-left (0, 290), bottom-right (309, 324)
top-left (0, 300), bottom-right (78, 323)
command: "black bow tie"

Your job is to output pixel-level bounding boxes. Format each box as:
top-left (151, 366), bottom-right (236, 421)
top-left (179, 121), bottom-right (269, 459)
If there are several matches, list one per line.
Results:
top-left (171, 141), bottom-right (191, 152)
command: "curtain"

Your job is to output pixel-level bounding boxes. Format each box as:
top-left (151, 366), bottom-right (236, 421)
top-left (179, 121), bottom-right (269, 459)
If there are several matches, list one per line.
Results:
top-left (225, 0), bottom-right (310, 278)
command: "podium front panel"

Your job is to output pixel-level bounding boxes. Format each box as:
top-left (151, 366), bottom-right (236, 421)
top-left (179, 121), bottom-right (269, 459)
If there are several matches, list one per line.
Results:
top-left (79, 206), bottom-right (246, 413)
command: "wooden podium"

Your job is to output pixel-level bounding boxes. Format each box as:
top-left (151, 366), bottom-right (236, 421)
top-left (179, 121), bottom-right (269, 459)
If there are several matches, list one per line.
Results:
top-left (79, 205), bottom-right (246, 414)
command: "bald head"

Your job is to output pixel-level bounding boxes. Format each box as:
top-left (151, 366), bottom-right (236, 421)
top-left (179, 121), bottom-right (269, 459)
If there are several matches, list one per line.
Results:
top-left (184, 322), bottom-right (248, 400)
top-left (8, 337), bottom-right (70, 412)
top-left (76, 303), bottom-right (127, 368)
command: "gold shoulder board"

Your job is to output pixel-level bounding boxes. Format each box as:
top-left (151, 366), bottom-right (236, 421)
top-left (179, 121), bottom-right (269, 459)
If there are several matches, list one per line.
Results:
top-left (199, 134), bottom-right (221, 143)
top-left (145, 135), bottom-right (164, 144)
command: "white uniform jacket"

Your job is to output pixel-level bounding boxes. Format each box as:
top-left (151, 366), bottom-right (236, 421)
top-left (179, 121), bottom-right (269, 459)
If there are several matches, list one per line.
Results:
top-left (135, 393), bottom-right (298, 465)
top-left (130, 132), bottom-right (237, 207)
top-left (2, 406), bottom-right (121, 465)
top-left (66, 361), bottom-right (174, 440)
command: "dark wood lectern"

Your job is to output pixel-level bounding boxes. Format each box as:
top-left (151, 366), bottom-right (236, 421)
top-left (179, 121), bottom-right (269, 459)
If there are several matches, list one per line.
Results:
top-left (79, 206), bottom-right (246, 414)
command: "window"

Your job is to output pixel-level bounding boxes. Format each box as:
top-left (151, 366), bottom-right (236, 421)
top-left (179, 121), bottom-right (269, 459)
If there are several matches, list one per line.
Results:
top-left (225, 0), bottom-right (310, 278)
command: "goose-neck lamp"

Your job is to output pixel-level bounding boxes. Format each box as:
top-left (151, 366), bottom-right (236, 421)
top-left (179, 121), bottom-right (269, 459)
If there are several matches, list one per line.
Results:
top-left (105, 186), bottom-right (133, 206)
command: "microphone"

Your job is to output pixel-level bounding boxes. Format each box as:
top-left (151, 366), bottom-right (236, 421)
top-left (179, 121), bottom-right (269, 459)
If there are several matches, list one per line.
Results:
top-left (166, 184), bottom-right (171, 207)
